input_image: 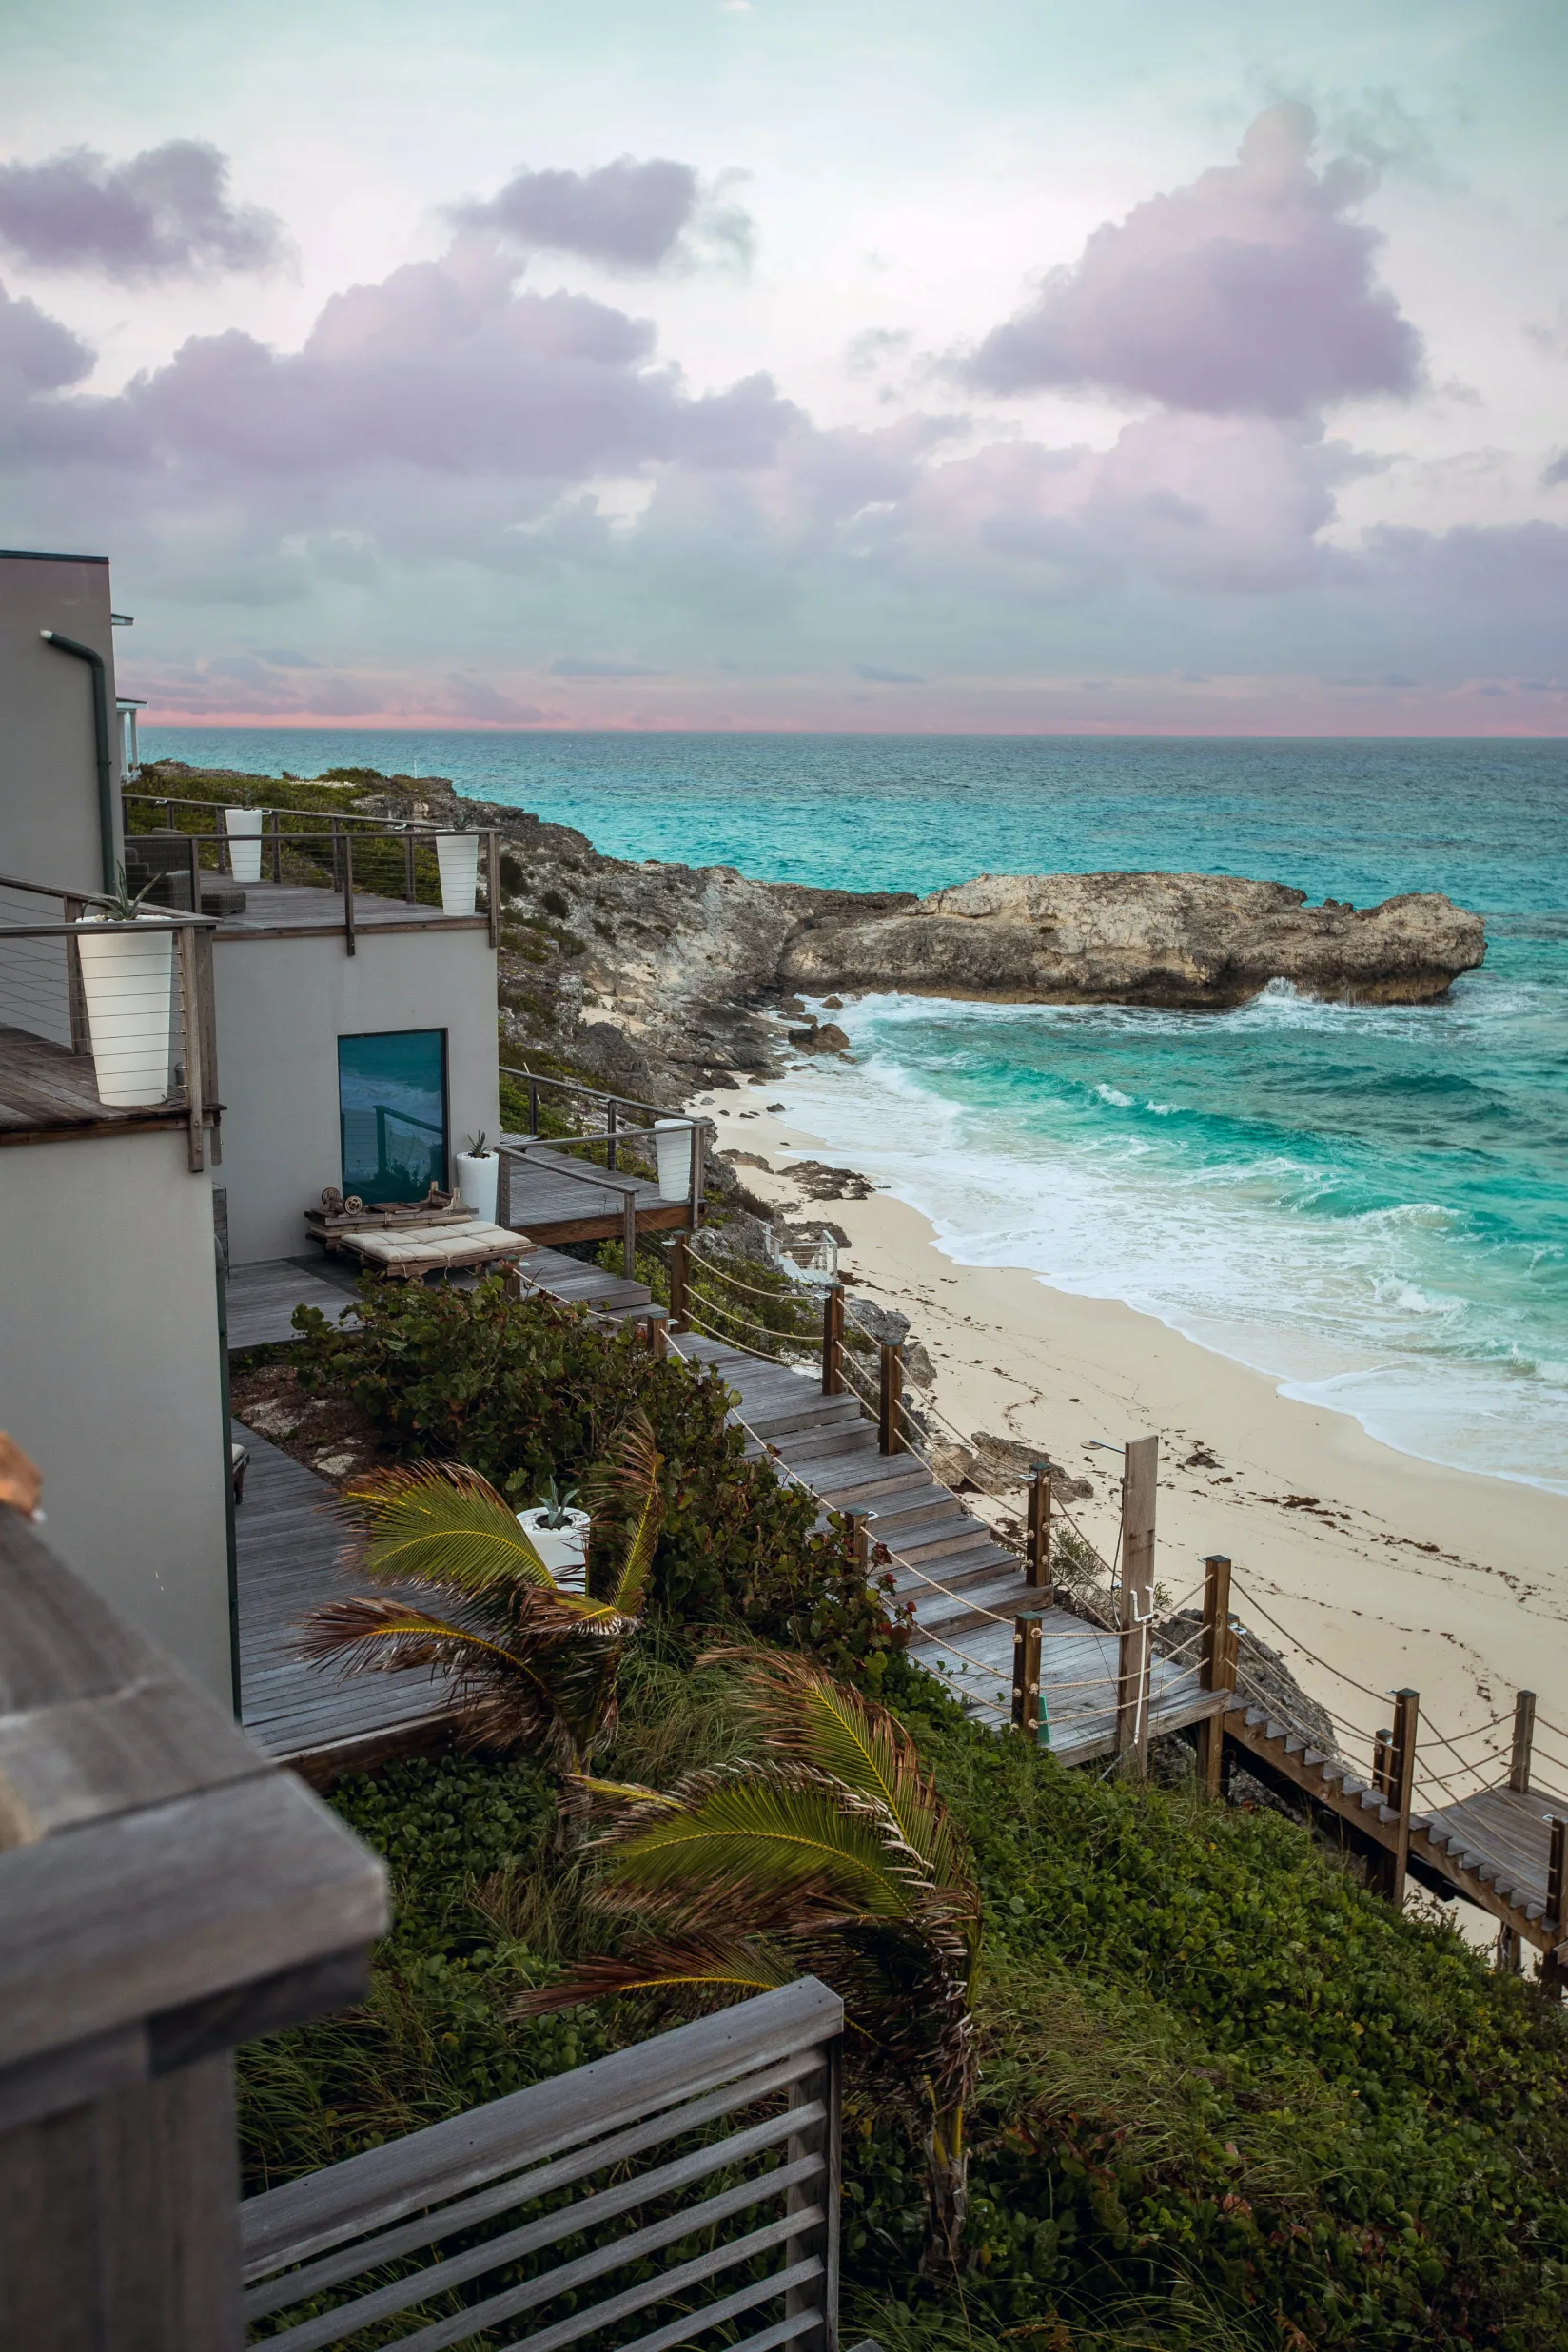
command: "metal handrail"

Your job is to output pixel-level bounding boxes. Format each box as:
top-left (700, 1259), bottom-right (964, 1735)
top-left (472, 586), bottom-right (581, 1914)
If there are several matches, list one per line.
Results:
top-left (125, 788), bottom-right (421, 829)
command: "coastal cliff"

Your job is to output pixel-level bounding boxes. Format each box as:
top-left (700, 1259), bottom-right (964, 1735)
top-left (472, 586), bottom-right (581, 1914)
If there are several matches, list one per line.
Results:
top-left (144, 761), bottom-right (1487, 1093)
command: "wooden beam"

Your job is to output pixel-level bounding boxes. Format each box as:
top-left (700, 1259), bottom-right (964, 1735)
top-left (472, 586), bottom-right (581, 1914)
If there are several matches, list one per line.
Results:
top-left (1011, 1615), bottom-right (1045, 1743)
top-left (669, 1234), bottom-right (690, 1333)
top-left (878, 1343), bottom-right (903, 1456)
top-left (1544, 1817), bottom-right (1568, 1997)
top-left (1025, 1466), bottom-right (1051, 1597)
top-left (1374, 1688), bottom-right (1420, 1907)
top-left (1510, 1690), bottom-right (1537, 1793)
top-left (1114, 1436), bottom-right (1157, 1775)
top-left (821, 1284), bottom-right (844, 1398)
top-left (1194, 1553), bottom-right (1232, 1798)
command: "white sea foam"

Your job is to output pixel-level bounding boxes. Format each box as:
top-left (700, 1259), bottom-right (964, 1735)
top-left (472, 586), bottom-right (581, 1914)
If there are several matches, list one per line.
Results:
top-left (775, 995), bottom-right (1568, 1494)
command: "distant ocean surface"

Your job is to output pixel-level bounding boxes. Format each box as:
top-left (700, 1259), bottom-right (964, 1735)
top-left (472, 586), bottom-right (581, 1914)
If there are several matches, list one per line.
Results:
top-left (147, 730), bottom-right (1568, 1493)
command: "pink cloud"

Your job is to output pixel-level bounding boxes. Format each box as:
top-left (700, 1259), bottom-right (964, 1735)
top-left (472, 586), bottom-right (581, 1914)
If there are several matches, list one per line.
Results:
top-left (450, 155), bottom-right (751, 271)
top-left (0, 141), bottom-right (286, 283)
top-left (968, 103), bottom-right (1422, 416)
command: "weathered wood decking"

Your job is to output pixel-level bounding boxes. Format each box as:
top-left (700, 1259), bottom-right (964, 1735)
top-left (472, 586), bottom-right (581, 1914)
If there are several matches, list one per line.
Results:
top-left (671, 1330), bottom-right (1215, 1769)
top-left (213, 880), bottom-right (489, 941)
top-left (499, 1140), bottom-right (693, 1252)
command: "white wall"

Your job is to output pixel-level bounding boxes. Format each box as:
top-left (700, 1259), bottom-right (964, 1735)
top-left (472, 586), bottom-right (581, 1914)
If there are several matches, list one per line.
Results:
top-left (213, 925), bottom-right (500, 1264)
top-left (0, 550), bottom-right (122, 896)
top-left (0, 1130), bottom-right (233, 1704)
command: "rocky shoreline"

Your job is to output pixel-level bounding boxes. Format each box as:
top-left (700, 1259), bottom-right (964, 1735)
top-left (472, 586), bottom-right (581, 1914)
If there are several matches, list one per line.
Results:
top-left (145, 759), bottom-right (1486, 1102)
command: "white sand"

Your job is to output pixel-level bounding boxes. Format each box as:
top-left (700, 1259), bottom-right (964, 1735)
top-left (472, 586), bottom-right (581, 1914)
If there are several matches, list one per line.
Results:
top-left (696, 1088), bottom-right (1568, 1787)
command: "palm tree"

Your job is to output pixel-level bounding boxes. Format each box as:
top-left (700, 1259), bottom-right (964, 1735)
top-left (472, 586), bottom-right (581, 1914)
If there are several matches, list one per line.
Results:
top-left (300, 1412), bottom-right (662, 1833)
top-left (513, 1648), bottom-right (983, 2277)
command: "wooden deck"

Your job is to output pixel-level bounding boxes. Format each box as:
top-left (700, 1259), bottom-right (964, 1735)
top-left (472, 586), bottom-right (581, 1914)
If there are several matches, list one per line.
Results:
top-left (0, 1020), bottom-right (191, 1144)
top-left (232, 1418), bottom-right (461, 1776)
top-left (214, 881), bottom-right (489, 941)
top-left (499, 1140), bottom-right (693, 1252)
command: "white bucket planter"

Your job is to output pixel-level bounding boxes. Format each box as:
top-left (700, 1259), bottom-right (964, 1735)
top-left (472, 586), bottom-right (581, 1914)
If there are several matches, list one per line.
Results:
top-left (436, 833), bottom-right (480, 915)
top-left (456, 1152), bottom-right (499, 1220)
top-left (517, 1507), bottom-right (591, 1593)
top-left (77, 913), bottom-right (175, 1107)
top-left (225, 806), bottom-right (265, 883)
top-left (654, 1118), bottom-right (694, 1202)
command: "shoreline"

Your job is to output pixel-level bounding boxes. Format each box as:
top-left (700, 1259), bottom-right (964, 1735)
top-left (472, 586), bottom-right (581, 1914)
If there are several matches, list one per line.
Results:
top-left (696, 1088), bottom-right (1568, 1758)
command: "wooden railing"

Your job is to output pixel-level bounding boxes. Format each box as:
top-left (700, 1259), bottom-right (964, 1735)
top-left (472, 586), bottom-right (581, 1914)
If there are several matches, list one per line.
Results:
top-left (500, 1064), bottom-right (713, 1252)
top-left (242, 1976), bottom-right (844, 2352)
top-left (0, 867), bottom-right (222, 1170)
top-left (0, 1502), bottom-right (388, 2345)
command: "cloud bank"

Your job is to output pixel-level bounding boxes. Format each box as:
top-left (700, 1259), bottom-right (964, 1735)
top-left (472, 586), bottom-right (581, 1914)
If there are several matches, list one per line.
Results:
top-left (450, 155), bottom-right (751, 271)
top-left (0, 141), bottom-right (287, 282)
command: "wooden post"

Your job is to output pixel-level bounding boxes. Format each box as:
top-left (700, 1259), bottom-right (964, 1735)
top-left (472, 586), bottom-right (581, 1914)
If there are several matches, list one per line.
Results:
top-left (343, 829), bottom-right (356, 955)
top-left (606, 1100), bottom-right (618, 1172)
top-left (330, 814), bottom-right (342, 892)
top-left (271, 808), bottom-right (283, 882)
top-left (1545, 1817), bottom-right (1568, 1998)
top-left (1011, 1613), bottom-right (1045, 1742)
top-left (878, 1343), bottom-right (904, 1455)
top-left (1510, 1690), bottom-right (1537, 1793)
top-left (642, 1306), bottom-right (669, 1358)
top-left (1373, 1688), bottom-right (1420, 1906)
top-left (842, 1508), bottom-right (872, 1576)
top-left (821, 1283), bottom-right (844, 1397)
top-left (690, 1118), bottom-right (706, 1230)
top-left (528, 1072), bottom-right (539, 1134)
top-left (1025, 1465), bottom-right (1052, 1595)
top-left (669, 1233), bottom-right (690, 1333)
top-left (1113, 1436), bottom-right (1158, 1775)
top-left (1193, 1553), bottom-right (1232, 1798)
top-left (403, 821), bottom-right (417, 902)
top-left (1496, 1925), bottom-right (1522, 1974)
top-left (62, 896), bottom-right (91, 1054)
top-left (621, 1187), bottom-right (637, 1282)
top-left (485, 830), bottom-right (501, 950)
top-left (187, 830), bottom-right (202, 914)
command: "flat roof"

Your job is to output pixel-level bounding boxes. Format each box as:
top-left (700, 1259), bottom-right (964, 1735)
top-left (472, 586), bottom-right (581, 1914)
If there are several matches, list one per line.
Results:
top-left (0, 548), bottom-right (109, 565)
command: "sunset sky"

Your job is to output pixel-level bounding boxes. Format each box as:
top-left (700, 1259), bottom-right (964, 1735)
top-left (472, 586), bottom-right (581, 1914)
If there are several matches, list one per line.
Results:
top-left (4, 0), bottom-right (1565, 732)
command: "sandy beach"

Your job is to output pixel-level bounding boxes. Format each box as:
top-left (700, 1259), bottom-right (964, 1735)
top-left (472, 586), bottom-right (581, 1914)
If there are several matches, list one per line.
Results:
top-left (696, 1087), bottom-right (1568, 1785)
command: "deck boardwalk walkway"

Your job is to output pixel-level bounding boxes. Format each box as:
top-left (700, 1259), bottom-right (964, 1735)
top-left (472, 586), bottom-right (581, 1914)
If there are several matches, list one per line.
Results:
top-left (224, 1252), bottom-right (1568, 1962)
top-left (669, 1330), bottom-right (1215, 1769)
top-left (233, 1419), bottom-right (459, 1775)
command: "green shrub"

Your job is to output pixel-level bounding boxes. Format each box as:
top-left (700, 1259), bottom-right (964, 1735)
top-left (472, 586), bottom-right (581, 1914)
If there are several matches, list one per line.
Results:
top-left (289, 1275), bottom-right (903, 1677)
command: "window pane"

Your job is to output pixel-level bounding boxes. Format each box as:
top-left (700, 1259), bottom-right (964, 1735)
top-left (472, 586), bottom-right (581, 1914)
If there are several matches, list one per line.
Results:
top-left (338, 1029), bottom-right (447, 1204)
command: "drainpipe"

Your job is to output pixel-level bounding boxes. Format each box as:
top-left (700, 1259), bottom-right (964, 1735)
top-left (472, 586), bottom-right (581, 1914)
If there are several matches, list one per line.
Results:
top-left (41, 629), bottom-right (117, 892)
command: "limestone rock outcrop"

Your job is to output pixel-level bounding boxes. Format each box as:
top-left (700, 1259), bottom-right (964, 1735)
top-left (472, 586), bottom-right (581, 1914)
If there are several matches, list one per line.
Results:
top-left (779, 871), bottom-right (1484, 1009)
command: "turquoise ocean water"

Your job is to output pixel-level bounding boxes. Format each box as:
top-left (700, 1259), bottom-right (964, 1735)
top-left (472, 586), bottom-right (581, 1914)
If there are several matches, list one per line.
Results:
top-left (147, 732), bottom-right (1568, 1492)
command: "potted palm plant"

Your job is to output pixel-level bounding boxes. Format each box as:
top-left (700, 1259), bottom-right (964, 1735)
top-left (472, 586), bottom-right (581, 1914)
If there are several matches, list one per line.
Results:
top-left (436, 820), bottom-right (480, 915)
top-left (76, 866), bottom-right (177, 1108)
top-left (455, 1129), bottom-right (499, 1221)
top-left (299, 1413), bottom-right (661, 1840)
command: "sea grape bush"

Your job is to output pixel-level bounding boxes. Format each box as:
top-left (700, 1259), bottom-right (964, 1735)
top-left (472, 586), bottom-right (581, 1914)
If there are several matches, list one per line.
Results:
top-left (289, 1274), bottom-right (903, 1678)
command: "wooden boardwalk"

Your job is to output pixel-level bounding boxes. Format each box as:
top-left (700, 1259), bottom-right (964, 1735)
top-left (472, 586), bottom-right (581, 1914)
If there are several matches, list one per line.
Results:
top-left (214, 880), bottom-right (488, 941)
top-left (670, 1331), bottom-right (1215, 1769)
top-left (499, 1140), bottom-right (693, 1254)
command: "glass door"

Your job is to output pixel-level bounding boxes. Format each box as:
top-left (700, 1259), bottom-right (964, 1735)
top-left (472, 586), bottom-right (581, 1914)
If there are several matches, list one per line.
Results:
top-left (338, 1029), bottom-right (448, 1204)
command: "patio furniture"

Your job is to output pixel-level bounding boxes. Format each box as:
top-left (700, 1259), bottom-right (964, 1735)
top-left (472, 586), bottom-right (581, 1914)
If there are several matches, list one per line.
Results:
top-left (324, 1215), bottom-right (535, 1281)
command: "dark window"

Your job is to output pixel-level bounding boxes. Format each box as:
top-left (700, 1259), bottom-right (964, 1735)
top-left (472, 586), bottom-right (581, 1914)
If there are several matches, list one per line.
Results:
top-left (338, 1029), bottom-right (448, 1204)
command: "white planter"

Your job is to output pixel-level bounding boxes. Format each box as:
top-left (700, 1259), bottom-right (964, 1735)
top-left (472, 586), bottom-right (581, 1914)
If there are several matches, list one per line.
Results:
top-left (517, 1506), bottom-right (591, 1593)
top-left (77, 913), bottom-right (176, 1107)
top-left (456, 1152), bottom-right (499, 1220)
top-left (225, 806), bottom-right (265, 883)
top-left (654, 1118), bottom-right (694, 1202)
top-left (436, 833), bottom-right (480, 915)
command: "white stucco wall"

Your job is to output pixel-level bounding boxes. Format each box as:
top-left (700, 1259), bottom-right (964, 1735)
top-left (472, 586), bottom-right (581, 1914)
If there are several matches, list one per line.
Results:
top-left (0, 1129), bottom-right (233, 1704)
top-left (0, 549), bottom-right (123, 897)
top-left (212, 924), bottom-right (500, 1264)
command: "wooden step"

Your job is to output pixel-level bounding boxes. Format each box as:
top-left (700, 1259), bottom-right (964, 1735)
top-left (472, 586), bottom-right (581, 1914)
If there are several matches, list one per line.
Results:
top-left (894, 1519), bottom-right (995, 1566)
top-left (746, 1395), bottom-right (865, 1440)
top-left (813, 1457), bottom-right (935, 1506)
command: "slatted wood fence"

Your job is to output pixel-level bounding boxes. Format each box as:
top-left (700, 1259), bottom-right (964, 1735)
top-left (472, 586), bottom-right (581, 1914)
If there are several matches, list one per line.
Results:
top-left (241, 1977), bottom-right (844, 2352)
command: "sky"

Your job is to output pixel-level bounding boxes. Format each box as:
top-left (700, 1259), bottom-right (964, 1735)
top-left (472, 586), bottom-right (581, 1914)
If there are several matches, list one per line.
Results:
top-left (3, 0), bottom-right (1566, 734)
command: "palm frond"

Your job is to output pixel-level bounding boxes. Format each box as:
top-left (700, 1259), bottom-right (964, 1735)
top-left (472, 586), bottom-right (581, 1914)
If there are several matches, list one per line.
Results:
top-left (704, 1646), bottom-right (978, 1902)
top-left (511, 1934), bottom-right (798, 2021)
top-left (590, 1765), bottom-right (927, 1921)
top-left (574, 1775), bottom-right (681, 1812)
top-left (335, 1460), bottom-right (557, 1595)
top-left (584, 1409), bottom-right (663, 1617)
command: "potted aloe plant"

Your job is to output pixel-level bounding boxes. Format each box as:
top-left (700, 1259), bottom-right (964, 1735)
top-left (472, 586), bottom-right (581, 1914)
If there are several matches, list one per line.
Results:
top-left (76, 867), bottom-right (177, 1107)
top-left (455, 1129), bottom-right (499, 1220)
top-left (515, 1476), bottom-right (591, 1591)
top-left (436, 817), bottom-right (480, 915)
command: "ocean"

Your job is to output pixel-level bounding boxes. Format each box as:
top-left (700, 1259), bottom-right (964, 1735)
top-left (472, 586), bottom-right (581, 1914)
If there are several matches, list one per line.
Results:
top-left (146, 731), bottom-right (1568, 1493)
